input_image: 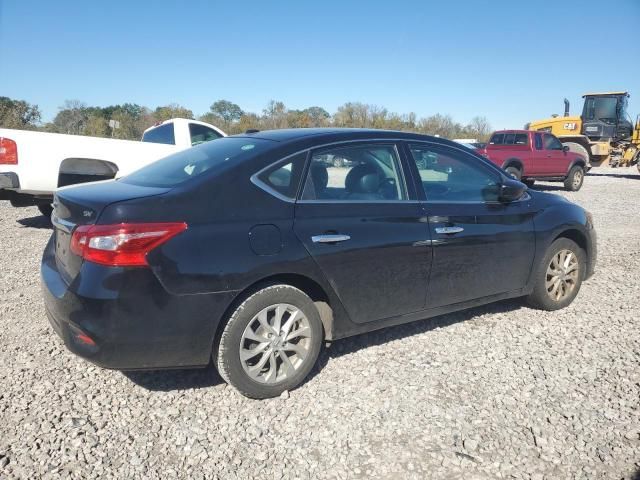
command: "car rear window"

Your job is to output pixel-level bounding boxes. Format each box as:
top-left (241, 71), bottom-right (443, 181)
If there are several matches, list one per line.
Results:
top-left (121, 137), bottom-right (273, 188)
top-left (489, 133), bottom-right (528, 146)
top-left (142, 123), bottom-right (176, 145)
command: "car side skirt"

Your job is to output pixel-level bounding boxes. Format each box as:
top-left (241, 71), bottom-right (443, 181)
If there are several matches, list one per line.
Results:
top-left (330, 287), bottom-right (529, 341)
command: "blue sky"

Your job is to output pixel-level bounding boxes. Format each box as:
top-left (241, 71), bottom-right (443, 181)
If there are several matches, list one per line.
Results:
top-left (1, 0), bottom-right (639, 129)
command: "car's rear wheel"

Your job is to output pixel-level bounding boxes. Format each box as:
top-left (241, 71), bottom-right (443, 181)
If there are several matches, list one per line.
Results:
top-left (505, 166), bottom-right (522, 180)
top-left (215, 284), bottom-right (323, 399)
top-left (526, 238), bottom-right (585, 311)
top-left (564, 166), bottom-right (584, 191)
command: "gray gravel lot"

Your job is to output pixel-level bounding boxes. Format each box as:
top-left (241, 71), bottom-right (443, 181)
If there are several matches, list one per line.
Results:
top-left (1, 168), bottom-right (639, 479)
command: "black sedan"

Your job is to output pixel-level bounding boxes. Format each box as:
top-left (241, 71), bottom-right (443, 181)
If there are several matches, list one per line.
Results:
top-left (42, 128), bottom-right (597, 398)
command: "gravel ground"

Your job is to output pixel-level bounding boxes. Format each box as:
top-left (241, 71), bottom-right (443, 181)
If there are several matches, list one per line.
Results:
top-left (1, 168), bottom-right (639, 479)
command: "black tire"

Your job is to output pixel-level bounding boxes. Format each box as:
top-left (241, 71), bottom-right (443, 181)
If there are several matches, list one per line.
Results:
top-left (215, 284), bottom-right (323, 399)
top-left (526, 238), bottom-right (585, 311)
top-left (505, 166), bottom-right (522, 180)
top-left (564, 165), bottom-right (584, 191)
top-left (523, 179), bottom-right (535, 187)
top-left (38, 204), bottom-right (53, 217)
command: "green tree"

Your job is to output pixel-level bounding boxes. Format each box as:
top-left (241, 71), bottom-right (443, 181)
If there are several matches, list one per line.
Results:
top-left (466, 116), bottom-right (492, 141)
top-left (52, 100), bottom-right (89, 134)
top-left (262, 100), bottom-right (288, 129)
top-left (0, 96), bottom-right (41, 129)
top-left (199, 112), bottom-right (224, 128)
top-left (154, 104), bottom-right (194, 122)
top-left (209, 100), bottom-right (243, 124)
top-left (234, 113), bottom-right (261, 134)
top-left (303, 106), bottom-right (330, 127)
top-left (84, 114), bottom-right (109, 137)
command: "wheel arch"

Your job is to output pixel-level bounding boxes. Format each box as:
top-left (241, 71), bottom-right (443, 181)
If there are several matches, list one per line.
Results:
top-left (58, 158), bottom-right (119, 187)
top-left (567, 158), bottom-right (586, 174)
top-left (552, 228), bottom-right (587, 253)
top-left (551, 228), bottom-right (591, 275)
top-left (212, 273), bottom-right (335, 356)
top-left (558, 135), bottom-right (591, 150)
top-left (502, 158), bottom-right (523, 172)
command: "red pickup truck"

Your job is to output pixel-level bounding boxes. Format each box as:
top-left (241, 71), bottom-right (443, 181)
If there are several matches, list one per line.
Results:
top-left (480, 130), bottom-right (589, 191)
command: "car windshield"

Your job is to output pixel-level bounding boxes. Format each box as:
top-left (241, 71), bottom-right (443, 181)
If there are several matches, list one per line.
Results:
top-left (121, 137), bottom-right (273, 187)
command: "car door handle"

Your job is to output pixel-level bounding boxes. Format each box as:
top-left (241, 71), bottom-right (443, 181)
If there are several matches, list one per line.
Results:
top-left (311, 234), bottom-right (351, 243)
top-left (435, 226), bottom-right (464, 235)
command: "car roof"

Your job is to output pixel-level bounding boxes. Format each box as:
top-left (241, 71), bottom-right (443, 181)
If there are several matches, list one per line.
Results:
top-left (230, 127), bottom-right (443, 144)
top-left (491, 129), bottom-right (532, 134)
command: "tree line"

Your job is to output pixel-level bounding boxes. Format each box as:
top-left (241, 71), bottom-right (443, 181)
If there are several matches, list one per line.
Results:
top-left (0, 96), bottom-right (493, 141)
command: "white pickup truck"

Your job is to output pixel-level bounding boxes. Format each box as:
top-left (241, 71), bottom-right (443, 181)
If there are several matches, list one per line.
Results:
top-left (0, 118), bottom-right (226, 216)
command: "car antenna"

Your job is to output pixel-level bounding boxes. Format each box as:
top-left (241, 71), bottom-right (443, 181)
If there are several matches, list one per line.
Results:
top-left (245, 129), bottom-right (260, 134)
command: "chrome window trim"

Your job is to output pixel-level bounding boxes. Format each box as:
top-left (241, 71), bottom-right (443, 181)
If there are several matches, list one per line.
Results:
top-left (419, 190), bottom-right (531, 205)
top-left (250, 151), bottom-right (308, 204)
top-left (250, 136), bottom-right (496, 204)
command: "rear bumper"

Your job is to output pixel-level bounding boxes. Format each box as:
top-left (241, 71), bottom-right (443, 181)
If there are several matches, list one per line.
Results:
top-left (1, 173), bottom-right (53, 206)
top-left (41, 235), bottom-right (238, 370)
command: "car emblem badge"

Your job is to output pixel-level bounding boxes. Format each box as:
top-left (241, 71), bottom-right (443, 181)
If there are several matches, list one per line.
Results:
top-left (83, 210), bottom-right (92, 217)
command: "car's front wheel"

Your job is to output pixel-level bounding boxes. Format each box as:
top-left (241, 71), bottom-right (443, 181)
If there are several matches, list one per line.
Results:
top-left (215, 284), bottom-right (323, 399)
top-left (564, 166), bottom-right (584, 191)
top-left (526, 238), bottom-right (585, 311)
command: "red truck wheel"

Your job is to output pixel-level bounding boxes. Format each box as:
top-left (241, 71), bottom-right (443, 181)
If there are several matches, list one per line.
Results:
top-left (564, 166), bottom-right (584, 191)
top-left (505, 166), bottom-right (522, 180)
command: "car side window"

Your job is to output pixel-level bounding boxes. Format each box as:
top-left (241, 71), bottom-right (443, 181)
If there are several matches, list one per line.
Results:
top-left (534, 133), bottom-right (543, 150)
top-left (489, 133), bottom-right (505, 145)
top-left (301, 144), bottom-right (406, 201)
top-left (409, 144), bottom-right (501, 203)
top-left (514, 133), bottom-right (528, 145)
top-left (543, 134), bottom-right (563, 150)
top-left (255, 152), bottom-right (307, 200)
top-left (189, 123), bottom-right (223, 146)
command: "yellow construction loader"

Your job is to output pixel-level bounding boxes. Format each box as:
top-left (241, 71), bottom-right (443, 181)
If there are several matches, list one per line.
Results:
top-left (527, 91), bottom-right (640, 169)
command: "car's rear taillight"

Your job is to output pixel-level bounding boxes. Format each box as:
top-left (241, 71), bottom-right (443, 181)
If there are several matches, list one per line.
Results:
top-left (70, 222), bottom-right (187, 267)
top-left (0, 138), bottom-right (18, 165)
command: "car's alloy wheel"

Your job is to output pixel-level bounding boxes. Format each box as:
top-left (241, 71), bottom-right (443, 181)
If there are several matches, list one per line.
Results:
top-left (216, 284), bottom-right (323, 398)
top-left (572, 169), bottom-right (583, 189)
top-left (545, 249), bottom-right (579, 302)
top-left (526, 238), bottom-right (585, 311)
top-left (240, 303), bottom-right (312, 384)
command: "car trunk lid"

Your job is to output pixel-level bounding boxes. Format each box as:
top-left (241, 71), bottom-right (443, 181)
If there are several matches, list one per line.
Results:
top-left (52, 180), bottom-right (171, 283)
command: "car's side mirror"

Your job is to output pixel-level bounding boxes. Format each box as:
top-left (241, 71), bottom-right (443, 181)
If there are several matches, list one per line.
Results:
top-left (499, 178), bottom-right (527, 202)
top-left (562, 145), bottom-right (570, 152)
